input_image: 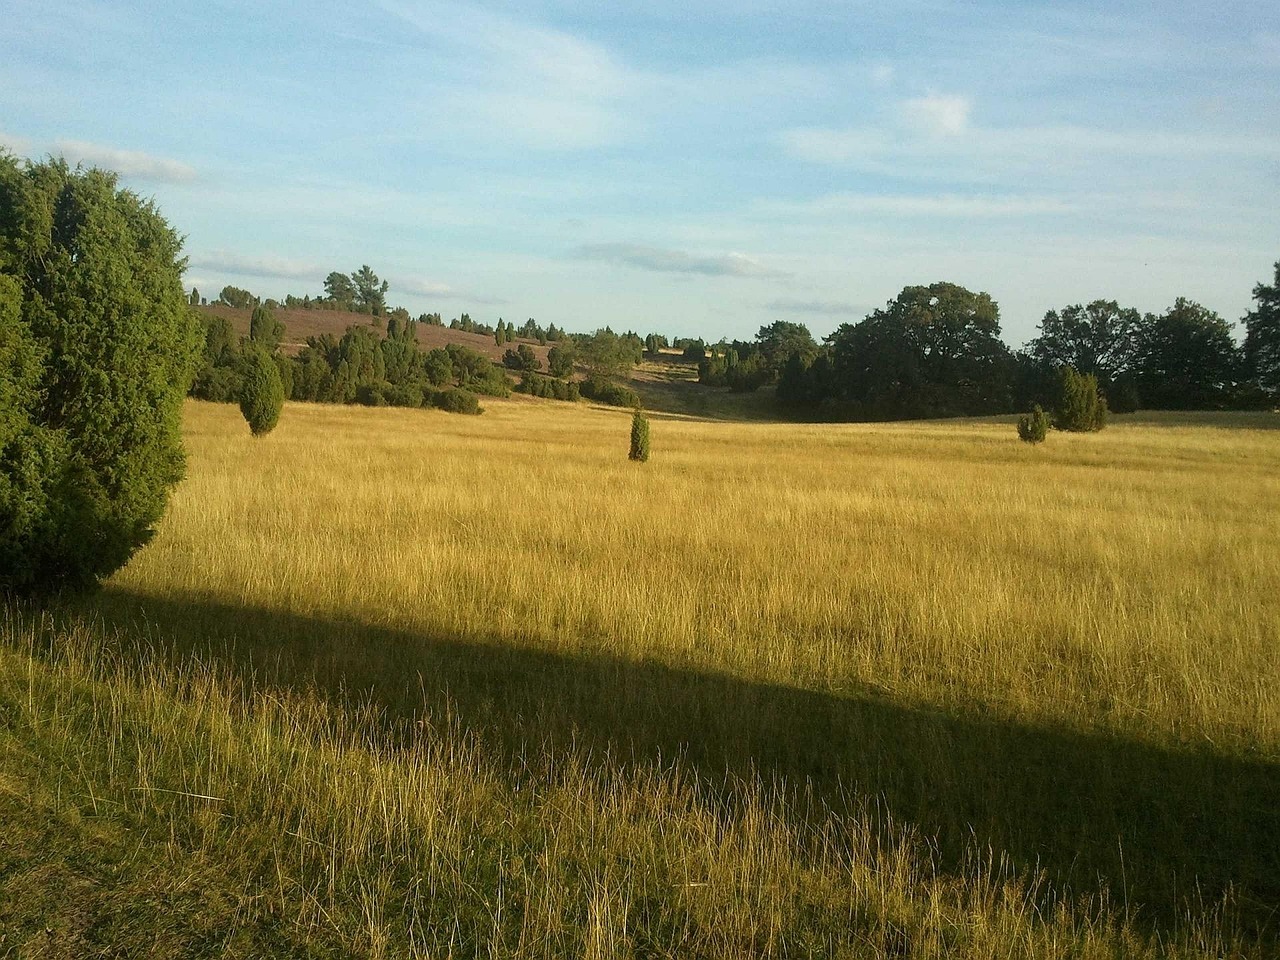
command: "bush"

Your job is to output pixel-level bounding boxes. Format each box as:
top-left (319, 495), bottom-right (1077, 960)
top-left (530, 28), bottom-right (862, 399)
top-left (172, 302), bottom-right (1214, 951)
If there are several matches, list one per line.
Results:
top-left (629, 410), bottom-right (650, 462)
top-left (503, 344), bottom-right (540, 372)
top-left (0, 157), bottom-right (198, 594)
top-left (434, 387), bottom-right (482, 415)
top-left (1055, 367), bottom-right (1108, 432)
top-left (190, 364), bottom-right (244, 403)
top-left (1017, 404), bottom-right (1050, 444)
top-left (580, 377), bottom-right (640, 408)
top-left (516, 373), bottom-right (580, 401)
top-left (239, 347), bottom-right (285, 435)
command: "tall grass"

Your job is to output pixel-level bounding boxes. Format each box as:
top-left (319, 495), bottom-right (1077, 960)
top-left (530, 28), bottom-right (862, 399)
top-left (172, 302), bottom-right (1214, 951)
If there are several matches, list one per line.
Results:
top-left (3, 399), bottom-right (1278, 956)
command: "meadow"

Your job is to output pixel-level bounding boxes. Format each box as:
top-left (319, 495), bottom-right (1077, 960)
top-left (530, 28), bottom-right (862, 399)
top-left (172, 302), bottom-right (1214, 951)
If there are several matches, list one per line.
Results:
top-left (2, 398), bottom-right (1278, 957)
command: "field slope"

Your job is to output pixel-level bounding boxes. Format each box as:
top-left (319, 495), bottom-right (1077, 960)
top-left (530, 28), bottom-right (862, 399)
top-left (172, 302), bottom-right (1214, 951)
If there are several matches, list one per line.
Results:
top-left (2, 400), bottom-right (1278, 957)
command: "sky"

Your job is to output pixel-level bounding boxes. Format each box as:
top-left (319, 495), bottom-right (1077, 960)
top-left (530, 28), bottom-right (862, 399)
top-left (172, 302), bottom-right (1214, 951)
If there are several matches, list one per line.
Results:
top-left (2, 0), bottom-right (1278, 346)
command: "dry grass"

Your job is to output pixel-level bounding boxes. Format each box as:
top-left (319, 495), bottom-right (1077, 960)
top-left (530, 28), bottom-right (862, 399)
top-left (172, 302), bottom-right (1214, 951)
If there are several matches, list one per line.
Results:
top-left (3, 398), bottom-right (1278, 956)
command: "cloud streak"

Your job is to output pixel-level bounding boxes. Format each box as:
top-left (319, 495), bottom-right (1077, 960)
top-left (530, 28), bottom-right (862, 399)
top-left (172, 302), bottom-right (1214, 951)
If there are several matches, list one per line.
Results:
top-left (53, 139), bottom-right (197, 183)
top-left (760, 192), bottom-right (1076, 218)
top-left (576, 243), bottom-right (787, 279)
top-left (190, 251), bottom-right (322, 280)
top-left (393, 275), bottom-right (507, 305)
top-left (766, 298), bottom-right (868, 316)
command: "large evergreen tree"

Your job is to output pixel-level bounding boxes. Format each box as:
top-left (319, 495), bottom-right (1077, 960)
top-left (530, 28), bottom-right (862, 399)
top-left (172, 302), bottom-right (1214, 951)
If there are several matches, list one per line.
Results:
top-left (0, 154), bottom-right (198, 593)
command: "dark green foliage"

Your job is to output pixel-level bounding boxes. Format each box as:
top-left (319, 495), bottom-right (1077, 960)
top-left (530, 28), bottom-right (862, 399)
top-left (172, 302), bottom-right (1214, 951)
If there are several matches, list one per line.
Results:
top-left (433, 387), bottom-right (481, 415)
top-left (546, 342), bottom-right (575, 378)
top-left (249, 305), bottom-right (284, 352)
top-left (447, 344), bottom-right (511, 396)
top-left (756, 321), bottom-right (818, 376)
top-left (792, 282), bottom-right (1014, 420)
top-left (580, 377), bottom-right (640, 408)
top-left (0, 155), bottom-right (197, 593)
top-left (1054, 367), bottom-right (1107, 432)
top-left (1243, 260), bottom-right (1280, 402)
top-left (503, 343), bottom-right (540, 372)
top-left (351, 265), bottom-right (388, 317)
top-left (190, 364), bottom-right (244, 403)
top-left (579, 328), bottom-right (643, 380)
top-left (1107, 376), bottom-right (1141, 414)
top-left (682, 339), bottom-right (707, 361)
top-left (188, 287), bottom-right (199, 306)
top-left (1028, 301), bottom-right (1141, 386)
top-left (323, 271), bottom-right (356, 307)
top-left (218, 285), bottom-right (256, 308)
top-left (238, 347), bottom-right (284, 436)
top-left (1132, 299), bottom-right (1239, 409)
top-left (516, 373), bottom-right (580, 401)
top-left (1016, 405), bottom-right (1049, 444)
top-left (423, 348), bottom-right (454, 386)
top-left (700, 350), bottom-right (770, 392)
top-left (629, 410), bottom-right (650, 461)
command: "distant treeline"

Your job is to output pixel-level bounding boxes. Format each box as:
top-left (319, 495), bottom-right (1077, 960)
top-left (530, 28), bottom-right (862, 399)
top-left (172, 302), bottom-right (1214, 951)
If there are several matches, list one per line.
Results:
top-left (191, 260), bottom-right (1280, 420)
top-left (192, 265), bottom-right (568, 345)
top-left (190, 302), bottom-right (648, 415)
top-left (690, 269), bottom-right (1280, 419)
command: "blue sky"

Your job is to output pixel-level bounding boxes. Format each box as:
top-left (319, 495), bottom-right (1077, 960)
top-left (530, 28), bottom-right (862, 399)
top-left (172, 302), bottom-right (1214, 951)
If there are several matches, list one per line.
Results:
top-left (3, 0), bottom-right (1278, 345)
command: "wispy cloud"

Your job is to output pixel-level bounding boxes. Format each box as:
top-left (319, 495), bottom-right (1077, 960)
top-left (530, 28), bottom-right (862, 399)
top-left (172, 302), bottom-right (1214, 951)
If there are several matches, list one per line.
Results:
top-left (53, 139), bottom-right (197, 183)
top-left (0, 130), bottom-right (31, 154)
top-left (376, 0), bottom-right (634, 150)
top-left (781, 119), bottom-right (1280, 174)
top-left (393, 275), bottom-right (506, 305)
top-left (901, 93), bottom-right (972, 137)
top-left (191, 251), bottom-right (321, 280)
top-left (761, 192), bottom-right (1076, 218)
top-left (576, 243), bottom-right (788, 279)
top-left (766, 298), bottom-right (867, 317)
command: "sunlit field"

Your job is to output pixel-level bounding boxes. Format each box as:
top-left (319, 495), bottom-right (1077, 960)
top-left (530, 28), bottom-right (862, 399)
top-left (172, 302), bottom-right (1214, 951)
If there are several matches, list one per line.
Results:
top-left (3, 398), bottom-right (1279, 957)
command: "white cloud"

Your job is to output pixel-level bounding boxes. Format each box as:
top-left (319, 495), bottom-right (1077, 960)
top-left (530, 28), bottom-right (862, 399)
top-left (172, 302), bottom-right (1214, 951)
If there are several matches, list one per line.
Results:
top-left (900, 93), bottom-right (972, 137)
top-left (190, 251), bottom-right (321, 280)
top-left (0, 130), bottom-right (32, 155)
top-left (53, 139), bottom-right (197, 183)
top-left (576, 242), bottom-right (788, 279)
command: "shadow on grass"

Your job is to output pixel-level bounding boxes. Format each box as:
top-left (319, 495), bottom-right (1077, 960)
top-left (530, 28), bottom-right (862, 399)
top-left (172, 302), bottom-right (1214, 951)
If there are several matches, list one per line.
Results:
top-left (50, 587), bottom-right (1280, 942)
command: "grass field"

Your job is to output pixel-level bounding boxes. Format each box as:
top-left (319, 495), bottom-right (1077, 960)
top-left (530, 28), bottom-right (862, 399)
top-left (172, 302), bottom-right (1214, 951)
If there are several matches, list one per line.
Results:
top-left (3, 398), bottom-right (1278, 957)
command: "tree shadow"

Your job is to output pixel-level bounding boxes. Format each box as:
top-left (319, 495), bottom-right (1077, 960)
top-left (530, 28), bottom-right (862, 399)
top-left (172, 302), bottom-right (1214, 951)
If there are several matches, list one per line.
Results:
top-left (50, 587), bottom-right (1280, 943)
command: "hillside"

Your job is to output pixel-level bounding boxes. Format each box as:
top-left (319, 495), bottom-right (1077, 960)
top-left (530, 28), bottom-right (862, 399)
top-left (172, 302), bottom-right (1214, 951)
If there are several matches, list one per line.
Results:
top-left (200, 304), bottom-right (553, 367)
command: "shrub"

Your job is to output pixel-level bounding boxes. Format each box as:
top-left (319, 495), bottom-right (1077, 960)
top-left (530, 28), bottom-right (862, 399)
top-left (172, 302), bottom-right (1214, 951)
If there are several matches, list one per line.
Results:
top-left (580, 377), bottom-right (640, 408)
top-left (190, 364), bottom-right (244, 403)
top-left (239, 347), bottom-right (285, 435)
top-left (0, 157), bottom-right (198, 594)
top-left (1055, 367), bottom-right (1108, 432)
top-left (503, 344), bottom-right (540, 372)
top-left (546, 343), bottom-right (575, 378)
top-left (516, 374), bottom-right (580, 401)
top-left (629, 410), bottom-right (650, 462)
top-left (434, 387), bottom-right (482, 415)
top-left (1017, 404), bottom-right (1050, 444)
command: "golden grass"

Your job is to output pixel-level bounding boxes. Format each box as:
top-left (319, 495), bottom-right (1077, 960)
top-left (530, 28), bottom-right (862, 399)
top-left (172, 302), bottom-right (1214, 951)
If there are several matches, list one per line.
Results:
top-left (3, 398), bottom-right (1279, 956)
top-left (125, 400), bottom-right (1280, 752)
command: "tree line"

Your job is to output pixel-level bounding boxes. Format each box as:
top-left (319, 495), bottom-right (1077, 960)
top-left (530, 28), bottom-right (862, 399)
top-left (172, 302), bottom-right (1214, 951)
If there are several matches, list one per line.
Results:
top-left (688, 274), bottom-right (1280, 420)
